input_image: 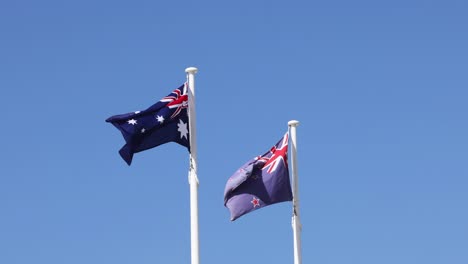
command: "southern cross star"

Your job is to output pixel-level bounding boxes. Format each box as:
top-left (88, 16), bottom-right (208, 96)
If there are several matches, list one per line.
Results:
top-left (251, 197), bottom-right (260, 208)
top-left (127, 119), bottom-right (137, 125)
top-left (156, 115), bottom-right (165, 124)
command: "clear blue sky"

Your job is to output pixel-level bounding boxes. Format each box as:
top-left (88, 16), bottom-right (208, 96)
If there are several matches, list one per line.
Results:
top-left (1, 0), bottom-right (467, 263)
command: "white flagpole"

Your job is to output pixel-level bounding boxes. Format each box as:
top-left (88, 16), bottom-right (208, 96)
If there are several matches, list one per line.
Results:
top-left (288, 120), bottom-right (302, 264)
top-left (186, 67), bottom-right (200, 264)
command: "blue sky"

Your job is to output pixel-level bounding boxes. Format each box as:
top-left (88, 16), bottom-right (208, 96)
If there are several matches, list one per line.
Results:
top-left (1, 0), bottom-right (467, 263)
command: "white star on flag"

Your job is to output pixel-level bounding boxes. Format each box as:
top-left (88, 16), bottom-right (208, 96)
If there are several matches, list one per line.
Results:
top-left (156, 115), bottom-right (165, 124)
top-left (127, 119), bottom-right (137, 125)
top-left (177, 119), bottom-right (188, 140)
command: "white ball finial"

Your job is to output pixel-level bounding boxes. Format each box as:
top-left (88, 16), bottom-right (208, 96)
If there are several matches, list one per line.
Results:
top-left (288, 120), bottom-right (300, 127)
top-left (185, 67), bottom-right (198, 74)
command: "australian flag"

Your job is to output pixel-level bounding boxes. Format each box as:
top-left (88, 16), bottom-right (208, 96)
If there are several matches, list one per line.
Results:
top-left (224, 133), bottom-right (293, 221)
top-left (106, 84), bottom-right (190, 165)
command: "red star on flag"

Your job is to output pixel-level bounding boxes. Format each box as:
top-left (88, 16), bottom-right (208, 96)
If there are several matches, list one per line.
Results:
top-left (251, 196), bottom-right (260, 208)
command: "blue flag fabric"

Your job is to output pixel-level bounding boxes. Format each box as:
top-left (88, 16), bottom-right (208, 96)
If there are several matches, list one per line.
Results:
top-left (224, 133), bottom-right (293, 221)
top-left (106, 84), bottom-right (190, 165)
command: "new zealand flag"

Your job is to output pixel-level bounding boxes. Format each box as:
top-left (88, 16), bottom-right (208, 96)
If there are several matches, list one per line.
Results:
top-left (224, 133), bottom-right (293, 221)
top-left (106, 84), bottom-right (190, 165)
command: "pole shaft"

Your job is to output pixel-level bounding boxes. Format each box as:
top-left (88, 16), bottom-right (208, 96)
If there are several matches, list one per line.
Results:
top-left (288, 120), bottom-right (302, 264)
top-left (186, 67), bottom-right (199, 264)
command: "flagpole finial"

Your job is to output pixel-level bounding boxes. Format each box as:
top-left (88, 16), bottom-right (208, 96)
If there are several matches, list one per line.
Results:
top-left (185, 67), bottom-right (198, 74)
top-left (288, 120), bottom-right (300, 127)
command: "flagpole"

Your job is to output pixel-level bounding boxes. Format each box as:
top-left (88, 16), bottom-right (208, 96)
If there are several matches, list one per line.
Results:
top-left (288, 120), bottom-right (302, 264)
top-left (186, 67), bottom-right (200, 264)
